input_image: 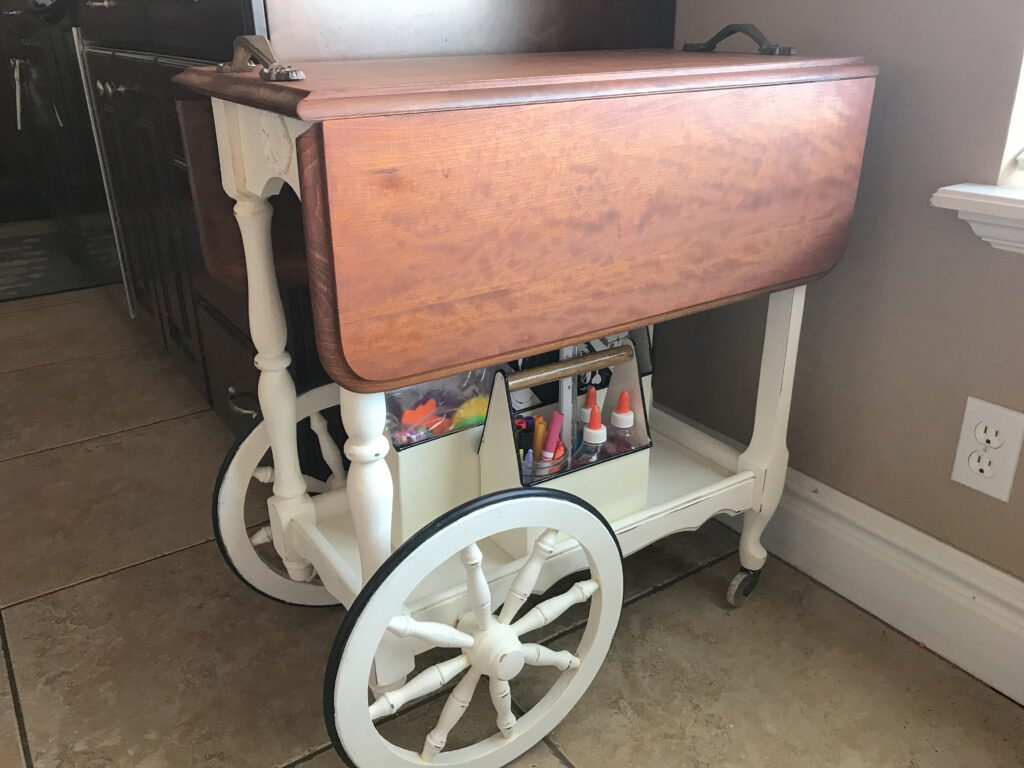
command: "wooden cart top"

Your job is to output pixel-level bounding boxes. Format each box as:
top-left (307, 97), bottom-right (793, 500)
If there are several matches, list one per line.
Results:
top-left (176, 49), bottom-right (874, 120)
top-left (176, 50), bottom-right (877, 393)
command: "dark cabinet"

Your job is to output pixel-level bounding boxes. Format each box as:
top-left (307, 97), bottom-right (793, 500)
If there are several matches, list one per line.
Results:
top-left (0, 0), bottom-right (106, 236)
top-left (74, 0), bottom-right (677, 438)
top-left (82, 45), bottom-right (327, 432)
top-left (87, 50), bottom-right (205, 391)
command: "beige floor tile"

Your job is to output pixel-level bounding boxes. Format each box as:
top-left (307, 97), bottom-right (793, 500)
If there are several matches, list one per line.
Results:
top-left (4, 542), bottom-right (345, 768)
top-left (0, 412), bottom-right (234, 606)
top-left (0, 285), bottom-right (115, 315)
top-left (294, 708), bottom-right (569, 765)
top-left (0, 219), bottom-right (58, 239)
top-left (369, 688), bottom-right (566, 767)
top-left (0, 642), bottom-right (26, 768)
top-left (0, 344), bottom-right (208, 461)
top-left (514, 559), bottom-right (1024, 768)
top-left (0, 289), bottom-right (146, 372)
top-left (519, 520), bottom-right (737, 646)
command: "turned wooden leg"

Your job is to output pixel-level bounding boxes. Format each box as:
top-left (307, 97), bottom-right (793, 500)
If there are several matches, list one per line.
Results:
top-left (234, 196), bottom-right (314, 582)
top-left (338, 387), bottom-right (413, 689)
top-left (339, 388), bottom-right (393, 586)
top-left (737, 286), bottom-right (806, 572)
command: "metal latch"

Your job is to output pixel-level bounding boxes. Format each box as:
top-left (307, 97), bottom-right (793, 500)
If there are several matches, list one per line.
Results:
top-left (217, 35), bottom-right (305, 82)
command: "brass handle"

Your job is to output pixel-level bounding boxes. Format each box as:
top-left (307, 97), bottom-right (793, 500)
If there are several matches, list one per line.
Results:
top-left (85, 0), bottom-right (118, 8)
top-left (1, 9), bottom-right (24, 15)
top-left (507, 346), bottom-right (633, 393)
top-left (227, 386), bottom-right (259, 419)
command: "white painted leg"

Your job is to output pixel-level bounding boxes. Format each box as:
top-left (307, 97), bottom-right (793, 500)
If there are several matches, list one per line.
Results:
top-left (338, 387), bottom-right (413, 689)
top-left (309, 410), bottom-right (346, 489)
top-left (339, 388), bottom-right (393, 585)
top-left (234, 197), bottom-right (314, 582)
top-left (737, 286), bottom-right (806, 571)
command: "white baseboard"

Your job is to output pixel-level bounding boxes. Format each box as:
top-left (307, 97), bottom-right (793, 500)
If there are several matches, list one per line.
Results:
top-left (721, 469), bottom-right (1024, 705)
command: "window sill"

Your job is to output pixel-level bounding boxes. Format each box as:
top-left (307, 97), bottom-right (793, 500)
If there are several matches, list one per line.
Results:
top-left (931, 183), bottom-right (1024, 255)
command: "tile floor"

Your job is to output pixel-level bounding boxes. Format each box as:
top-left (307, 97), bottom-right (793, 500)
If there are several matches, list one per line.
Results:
top-left (1, 288), bottom-right (1022, 767)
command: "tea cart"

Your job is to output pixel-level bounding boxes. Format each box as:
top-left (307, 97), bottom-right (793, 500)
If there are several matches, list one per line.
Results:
top-left (176, 30), bottom-right (875, 767)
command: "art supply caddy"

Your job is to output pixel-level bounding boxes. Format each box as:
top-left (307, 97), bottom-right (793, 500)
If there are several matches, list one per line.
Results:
top-left (382, 331), bottom-right (654, 550)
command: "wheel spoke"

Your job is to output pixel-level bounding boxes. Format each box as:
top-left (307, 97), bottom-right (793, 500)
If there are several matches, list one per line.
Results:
top-left (488, 678), bottom-right (516, 738)
top-left (521, 643), bottom-right (580, 671)
top-left (460, 543), bottom-right (493, 631)
top-left (301, 474), bottom-right (330, 494)
top-left (309, 410), bottom-right (346, 486)
top-left (368, 655), bottom-right (470, 721)
top-left (387, 615), bottom-right (475, 649)
top-left (511, 579), bottom-right (599, 636)
top-left (420, 669), bottom-right (482, 762)
top-left (498, 528), bottom-right (558, 625)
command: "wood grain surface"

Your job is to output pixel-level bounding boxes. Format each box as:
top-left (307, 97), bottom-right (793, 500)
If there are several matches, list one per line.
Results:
top-left (305, 74), bottom-right (875, 391)
top-left (175, 50), bottom-right (877, 392)
top-left (176, 96), bottom-right (309, 290)
top-left (174, 49), bottom-right (873, 121)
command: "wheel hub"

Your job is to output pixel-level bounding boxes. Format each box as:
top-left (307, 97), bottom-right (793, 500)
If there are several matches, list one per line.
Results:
top-left (466, 622), bottom-right (525, 681)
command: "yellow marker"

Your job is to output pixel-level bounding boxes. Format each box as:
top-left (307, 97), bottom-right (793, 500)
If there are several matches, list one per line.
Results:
top-left (532, 416), bottom-right (547, 458)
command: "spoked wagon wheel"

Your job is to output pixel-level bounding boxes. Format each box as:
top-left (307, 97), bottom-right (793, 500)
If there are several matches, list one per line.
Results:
top-left (325, 488), bottom-right (623, 768)
top-left (213, 382), bottom-right (344, 606)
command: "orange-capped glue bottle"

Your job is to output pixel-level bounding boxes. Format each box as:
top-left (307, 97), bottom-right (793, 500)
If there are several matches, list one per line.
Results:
top-left (606, 391), bottom-right (639, 455)
top-left (572, 406), bottom-right (607, 468)
top-left (574, 385), bottom-right (598, 450)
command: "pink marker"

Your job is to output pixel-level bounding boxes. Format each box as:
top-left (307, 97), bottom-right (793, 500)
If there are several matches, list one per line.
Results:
top-left (541, 411), bottom-right (565, 468)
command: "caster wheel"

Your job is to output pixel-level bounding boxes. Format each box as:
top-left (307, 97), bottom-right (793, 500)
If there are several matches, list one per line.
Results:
top-left (726, 568), bottom-right (762, 608)
top-left (213, 382), bottom-right (343, 606)
top-left (324, 488), bottom-right (624, 768)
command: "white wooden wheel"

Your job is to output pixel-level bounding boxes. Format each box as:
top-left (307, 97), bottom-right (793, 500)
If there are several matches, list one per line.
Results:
top-left (213, 382), bottom-right (344, 606)
top-left (324, 488), bottom-right (623, 768)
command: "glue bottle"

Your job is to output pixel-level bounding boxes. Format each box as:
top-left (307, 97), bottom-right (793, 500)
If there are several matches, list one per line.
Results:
top-left (606, 391), bottom-right (638, 455)
top-left (572, 406), bottom-right (607, 468)
top-left (575, 386), bottom-right (598, 450)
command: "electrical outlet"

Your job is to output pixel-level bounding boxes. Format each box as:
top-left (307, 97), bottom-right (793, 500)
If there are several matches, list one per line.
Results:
top-left (951, 396), bottom-right (1024, 501)
top-left (967, 451), bottom-right (996, 478)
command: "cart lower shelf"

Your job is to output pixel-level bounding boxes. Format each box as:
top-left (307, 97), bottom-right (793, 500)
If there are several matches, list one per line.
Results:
top-left (290, 405), bottom-right (754, 629)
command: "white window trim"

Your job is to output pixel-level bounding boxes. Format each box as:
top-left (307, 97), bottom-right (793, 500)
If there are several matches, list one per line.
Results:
top-left (931, 182), bottom-right (1024, 255)
top-left (931, 52), bottom-right (1024, 254)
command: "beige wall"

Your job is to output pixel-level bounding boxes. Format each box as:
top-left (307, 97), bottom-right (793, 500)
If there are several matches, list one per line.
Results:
top-left (655, 0), bottom-right (1024, 578)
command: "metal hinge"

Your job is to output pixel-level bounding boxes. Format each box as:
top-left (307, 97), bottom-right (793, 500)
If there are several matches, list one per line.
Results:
top-left (217, 35), bottom-right (305, 82)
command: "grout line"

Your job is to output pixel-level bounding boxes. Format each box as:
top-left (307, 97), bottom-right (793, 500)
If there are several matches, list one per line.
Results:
top-left (529, 548), bottom-right (738, 650)
top-left (543, 736), bottom-right (578, 768)
top-left (0, 611), bottom-right (34, 768)
top-left (0, 342), bottom-right (156, 376)
top-left (0, 407), bottom-right (213, 465)
top-left (280, 543), bottom-right (737, 768)
top-left (0, 287), bottom-right (120, 316)
top-left (278, 744), bottom-right (336, 768)
top-left (1, 536), bottom-right (217, 610)
top-left (0, 339), bottom-right (158, 374)
top-left (508, 699), bottom-right (578, 767)
top-left (621, 549), bottom-right (738, 610)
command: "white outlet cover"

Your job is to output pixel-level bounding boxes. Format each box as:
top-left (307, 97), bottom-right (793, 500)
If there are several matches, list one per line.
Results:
top-left (951, 396), bottom-right (1024, 502)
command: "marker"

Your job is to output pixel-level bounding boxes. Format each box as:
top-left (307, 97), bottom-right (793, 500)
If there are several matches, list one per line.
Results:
top-left (532, 415), bottom-right (547, 457)
top-left (522, 449), bottom-right (533, 482)
top-left (541, 411), bottom-right (565, 468)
